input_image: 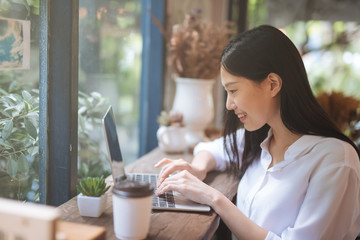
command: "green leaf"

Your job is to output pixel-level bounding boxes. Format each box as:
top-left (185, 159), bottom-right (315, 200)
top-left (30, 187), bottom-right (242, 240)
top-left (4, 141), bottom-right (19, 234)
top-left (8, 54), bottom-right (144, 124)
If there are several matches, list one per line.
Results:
top-left (27, 146), bottom-right (39, 156)
top-left (8, 81), bottom-right (17, 92)
top-left (14, 102), bottom-right (25, 115)
top-left (1, 110), bottom-right (11, 118)
top-left (2, 120), bottom-right (13, 140)
top-left (17, 154), bottom-right (30, 175)
top-left (0, 139), bottom-right (12, 148)
top-left (6, 158), bottom-right (17, 179)
top-left (79, 180), bottom-right (90, 196)
top-left (76, 176), bottom-right (109, 197)
top-left (0, 88), bottom-right (8, 95)
top-left (24, 118), bottom-right (37, 139)
top-left (22, 90), bottom-right (32, 102)
top-left (9, 93), bottom-right (22, 103)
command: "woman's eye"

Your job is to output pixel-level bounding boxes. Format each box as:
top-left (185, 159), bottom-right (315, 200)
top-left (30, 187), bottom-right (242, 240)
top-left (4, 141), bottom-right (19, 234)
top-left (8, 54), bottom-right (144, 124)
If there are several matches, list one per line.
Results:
top-left (229, 90), bottom-right (236, 94)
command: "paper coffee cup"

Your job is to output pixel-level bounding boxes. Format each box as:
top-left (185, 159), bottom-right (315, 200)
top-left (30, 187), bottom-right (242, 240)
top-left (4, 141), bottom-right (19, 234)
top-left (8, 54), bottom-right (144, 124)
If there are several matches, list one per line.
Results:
top-left (112, 179), bottom-right (154, 240)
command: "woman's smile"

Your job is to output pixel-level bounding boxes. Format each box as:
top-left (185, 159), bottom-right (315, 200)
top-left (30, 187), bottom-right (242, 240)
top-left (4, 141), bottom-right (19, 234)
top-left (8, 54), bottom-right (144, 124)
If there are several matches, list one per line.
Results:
top-left (236, 112), bottom-right (247, 122)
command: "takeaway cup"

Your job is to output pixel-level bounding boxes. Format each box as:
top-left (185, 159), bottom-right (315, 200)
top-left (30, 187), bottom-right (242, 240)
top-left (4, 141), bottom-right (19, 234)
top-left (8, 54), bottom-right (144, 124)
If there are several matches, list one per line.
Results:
top-left (112, 178), bottom-right (153, 240)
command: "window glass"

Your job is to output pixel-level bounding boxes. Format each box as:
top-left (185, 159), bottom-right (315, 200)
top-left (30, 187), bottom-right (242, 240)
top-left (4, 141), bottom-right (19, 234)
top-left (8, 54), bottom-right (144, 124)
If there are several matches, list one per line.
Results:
top-left (78, 0), bottom-right (142, 180)
top-left (0, 1), bottom-right (40, 202)
top-left (285, 21), bottom-right (360, 98)
top-left (246, 0), bottom-right (360, 98)
top-left (246, 0), bottom-right (360, 144)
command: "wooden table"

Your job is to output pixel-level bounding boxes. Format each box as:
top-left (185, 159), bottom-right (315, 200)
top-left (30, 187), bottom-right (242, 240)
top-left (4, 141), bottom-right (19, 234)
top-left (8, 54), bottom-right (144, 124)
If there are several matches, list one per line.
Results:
top-left (58, 148), bottom-right (239, 240)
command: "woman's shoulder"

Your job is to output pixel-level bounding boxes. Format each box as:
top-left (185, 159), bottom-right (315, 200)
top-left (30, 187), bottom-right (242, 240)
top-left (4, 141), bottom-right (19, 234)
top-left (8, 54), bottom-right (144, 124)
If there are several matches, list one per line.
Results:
top-left (299, 135), bottom-right (360, 173)
top-left (312, 136), bottom-right (357, 158)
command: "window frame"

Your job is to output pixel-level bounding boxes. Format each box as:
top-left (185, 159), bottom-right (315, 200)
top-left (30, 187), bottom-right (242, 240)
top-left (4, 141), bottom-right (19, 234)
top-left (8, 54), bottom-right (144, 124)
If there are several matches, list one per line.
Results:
top-left (39, 0), bottom-right (79, 206)
top-left (38, 0), bottom-right (165, 205)
top-left (138, 0), bottom-right (166, 157)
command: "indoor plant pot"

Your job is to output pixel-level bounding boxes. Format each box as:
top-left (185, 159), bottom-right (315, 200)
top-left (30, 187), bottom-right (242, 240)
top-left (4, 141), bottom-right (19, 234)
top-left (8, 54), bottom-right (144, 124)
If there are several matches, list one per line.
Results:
top-left (157, 111), bottom-right (187, 153)
top-left (166, 10), bottom-right (230, 147)
top-left (76, 176), bottom-right (110, 217)
top-left (171, 77), bottom-right (215, 147)
top-left (77, 193), bottom-right (107, 218)
top-left (157, 125), bottom-right (187, 153)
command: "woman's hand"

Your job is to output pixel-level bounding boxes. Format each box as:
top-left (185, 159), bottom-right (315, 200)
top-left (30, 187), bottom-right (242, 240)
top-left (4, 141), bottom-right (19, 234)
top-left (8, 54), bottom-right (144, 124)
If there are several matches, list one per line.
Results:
top-left (155, 169), bottom-right (220, 206)
top-left (155, 158), bottom-right (207, 187)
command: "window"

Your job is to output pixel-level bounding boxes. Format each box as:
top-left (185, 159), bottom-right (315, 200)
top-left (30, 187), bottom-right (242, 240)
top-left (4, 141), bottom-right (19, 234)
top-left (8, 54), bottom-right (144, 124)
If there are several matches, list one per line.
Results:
top-left (0, 1), bottom-right (40, 202)
top-left (247, 0), bottom-right (360, 98)
top-left (77, 0), bottom-right (142, 180)
top-left (1, 0), bottom-right (165, 206)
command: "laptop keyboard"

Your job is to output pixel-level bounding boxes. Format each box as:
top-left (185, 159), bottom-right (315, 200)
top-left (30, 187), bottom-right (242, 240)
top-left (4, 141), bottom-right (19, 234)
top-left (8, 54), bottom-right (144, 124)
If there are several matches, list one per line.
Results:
top-left (127, 174), bottom-right (175, 208)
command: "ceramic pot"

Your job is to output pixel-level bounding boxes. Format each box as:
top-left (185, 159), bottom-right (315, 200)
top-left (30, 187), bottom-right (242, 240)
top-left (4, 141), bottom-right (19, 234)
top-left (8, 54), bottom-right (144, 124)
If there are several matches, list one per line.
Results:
top-left (77, 193), bottom-right (107, 217)
top-left (157, 126), bottom-right (187, 153)
top-left (172, 77), bottom-right (215, 147)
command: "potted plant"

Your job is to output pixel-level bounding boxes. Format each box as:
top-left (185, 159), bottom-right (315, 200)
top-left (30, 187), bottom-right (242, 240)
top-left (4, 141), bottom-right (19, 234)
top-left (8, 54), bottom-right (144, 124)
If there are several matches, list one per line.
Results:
top-left (76, 176), bottom-right (110, 217)
top-left (156, 111), bottom-right (187, 153)
top-left (165, 9), bottom-right (233, 146)
top-left (167, 9), bottom-right (232, 79)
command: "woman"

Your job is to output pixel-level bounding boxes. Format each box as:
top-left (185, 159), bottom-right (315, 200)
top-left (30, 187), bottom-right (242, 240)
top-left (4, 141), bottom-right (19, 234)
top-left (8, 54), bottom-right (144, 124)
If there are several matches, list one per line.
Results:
top-left (155, 25), bottom-right (360, 239)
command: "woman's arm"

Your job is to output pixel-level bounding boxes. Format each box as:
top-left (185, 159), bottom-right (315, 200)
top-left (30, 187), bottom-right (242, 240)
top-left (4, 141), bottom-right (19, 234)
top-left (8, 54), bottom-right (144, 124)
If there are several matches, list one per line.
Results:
top-left (156, 128), bottom-right (246, 182)
top-left (190, 151), bottom-right (217, 179)
top-left (212, 190), bottom-right (268, 240)
top-left (156, 170), bottom-right (268, 240)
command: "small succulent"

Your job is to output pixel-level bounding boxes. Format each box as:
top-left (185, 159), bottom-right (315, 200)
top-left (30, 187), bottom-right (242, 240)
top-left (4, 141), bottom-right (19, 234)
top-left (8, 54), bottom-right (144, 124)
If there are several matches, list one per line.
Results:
top-left (76, 176), bottom-right (110, 197)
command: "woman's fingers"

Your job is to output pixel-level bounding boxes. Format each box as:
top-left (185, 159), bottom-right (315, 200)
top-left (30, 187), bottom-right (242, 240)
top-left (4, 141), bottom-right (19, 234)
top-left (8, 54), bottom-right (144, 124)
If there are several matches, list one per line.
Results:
top-left (154, 158), bottom-right (173, 168)
top-left (155, 158), bottom-right (191, 186)
top-left (156, 170), bottom-right (212, 205)
top-left (156, 170), bottom-right (188, 195)
top-left (155, 158), bottom-right (177, 184)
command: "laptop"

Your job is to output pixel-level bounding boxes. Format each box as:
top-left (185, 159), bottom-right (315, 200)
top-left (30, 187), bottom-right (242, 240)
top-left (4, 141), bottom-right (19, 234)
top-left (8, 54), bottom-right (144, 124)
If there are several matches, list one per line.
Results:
top-left (102, 106), bottom-right (210, 212)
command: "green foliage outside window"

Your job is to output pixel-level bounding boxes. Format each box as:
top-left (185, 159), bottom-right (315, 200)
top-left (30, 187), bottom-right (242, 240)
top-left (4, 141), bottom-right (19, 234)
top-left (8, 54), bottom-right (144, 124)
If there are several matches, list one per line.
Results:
top-left (0, 87), bottom-right (39, 201)
top-left (78, 91), bottom-right (111, 180)
top-left (246, 0), bottom-right (360, 99)
top-left (0, 79), bottom-right (111, 202)
top-left (0, 0), bottom-right (39, 18)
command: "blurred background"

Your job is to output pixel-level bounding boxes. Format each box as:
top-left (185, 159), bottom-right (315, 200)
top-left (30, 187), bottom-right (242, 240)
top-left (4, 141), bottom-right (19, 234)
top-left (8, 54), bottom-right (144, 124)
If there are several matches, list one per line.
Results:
top-left (0, 0), bottom-right (359, 203)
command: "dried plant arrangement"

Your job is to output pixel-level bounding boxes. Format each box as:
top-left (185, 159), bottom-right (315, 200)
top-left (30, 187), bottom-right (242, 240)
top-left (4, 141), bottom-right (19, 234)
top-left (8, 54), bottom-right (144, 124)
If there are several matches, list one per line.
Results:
top-left (167, 9), bottom-right (233, 79)
top-left (157, 110), bottom-right (184, 127)
top-left (317, 91), bottom-right (360, 142)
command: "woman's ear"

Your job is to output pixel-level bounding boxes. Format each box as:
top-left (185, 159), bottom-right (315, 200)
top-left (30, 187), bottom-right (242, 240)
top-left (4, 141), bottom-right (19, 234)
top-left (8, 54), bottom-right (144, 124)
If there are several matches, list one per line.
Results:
top-left (267, 73), bottom-right (282, 97)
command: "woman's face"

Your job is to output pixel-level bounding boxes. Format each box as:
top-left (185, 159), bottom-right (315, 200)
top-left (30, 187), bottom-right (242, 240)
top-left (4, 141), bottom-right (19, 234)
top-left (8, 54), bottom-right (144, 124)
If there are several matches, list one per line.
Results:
top-left (221, 68), bottom-right (280, 131)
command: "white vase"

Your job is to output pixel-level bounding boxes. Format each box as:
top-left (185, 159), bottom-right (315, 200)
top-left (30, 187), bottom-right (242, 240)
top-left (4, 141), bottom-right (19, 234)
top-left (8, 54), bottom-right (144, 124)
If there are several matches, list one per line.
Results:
top-left (77, 193), bottom-right (107, 217)
top-left (157, 126), bottom-right (187, 153)
top-left (172, 77), bottom-right (215, 147)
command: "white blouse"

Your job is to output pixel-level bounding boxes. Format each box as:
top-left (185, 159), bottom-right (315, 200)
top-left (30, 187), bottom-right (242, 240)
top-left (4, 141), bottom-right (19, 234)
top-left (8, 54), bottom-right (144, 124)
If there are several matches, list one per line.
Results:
top-left (194, 128), bottom-right (360, 240)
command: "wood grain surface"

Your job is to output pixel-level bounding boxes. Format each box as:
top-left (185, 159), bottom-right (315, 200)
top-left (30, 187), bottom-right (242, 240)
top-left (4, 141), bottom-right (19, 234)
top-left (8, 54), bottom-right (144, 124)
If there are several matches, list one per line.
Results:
top-left (58, 148), bottom-right (238, 240)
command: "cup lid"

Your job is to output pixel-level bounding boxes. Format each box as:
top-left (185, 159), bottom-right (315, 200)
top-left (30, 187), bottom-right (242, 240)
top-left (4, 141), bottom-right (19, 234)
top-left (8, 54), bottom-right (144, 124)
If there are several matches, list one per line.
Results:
top-left (112, 179), bottom-right (154, 198)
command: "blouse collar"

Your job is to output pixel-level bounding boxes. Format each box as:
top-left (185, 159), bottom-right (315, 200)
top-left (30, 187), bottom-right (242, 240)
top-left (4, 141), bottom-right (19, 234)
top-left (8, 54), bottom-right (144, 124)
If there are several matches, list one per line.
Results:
top-left (260, 128), bottom-right (323, 171)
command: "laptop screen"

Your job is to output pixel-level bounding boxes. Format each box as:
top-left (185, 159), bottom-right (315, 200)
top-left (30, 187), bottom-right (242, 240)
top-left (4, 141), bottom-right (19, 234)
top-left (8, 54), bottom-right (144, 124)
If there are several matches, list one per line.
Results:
top-left (103, 106), bottom-right (123, 162)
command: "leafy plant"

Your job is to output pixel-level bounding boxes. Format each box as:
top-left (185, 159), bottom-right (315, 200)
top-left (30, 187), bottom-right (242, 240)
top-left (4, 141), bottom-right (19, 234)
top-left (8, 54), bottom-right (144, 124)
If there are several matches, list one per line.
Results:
top-left (0, 87), bottom-right (111, 202)
top-left (78, 91), bottom-right (111, 180)
top-left (76, 176), bottom-right (110, 197)
top-left (0, 88), bottom-right (39, 201)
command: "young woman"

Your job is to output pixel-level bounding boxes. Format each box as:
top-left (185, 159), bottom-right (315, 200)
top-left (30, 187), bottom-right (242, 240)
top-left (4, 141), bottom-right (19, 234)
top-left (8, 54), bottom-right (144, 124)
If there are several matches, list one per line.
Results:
top-left (155, 25), bottom-right (360, 240)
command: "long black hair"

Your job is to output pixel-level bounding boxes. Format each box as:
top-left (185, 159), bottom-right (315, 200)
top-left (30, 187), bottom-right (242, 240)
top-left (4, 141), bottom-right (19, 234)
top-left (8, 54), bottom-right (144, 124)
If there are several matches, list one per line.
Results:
top-left (220, 25), bottom-right (360, 179)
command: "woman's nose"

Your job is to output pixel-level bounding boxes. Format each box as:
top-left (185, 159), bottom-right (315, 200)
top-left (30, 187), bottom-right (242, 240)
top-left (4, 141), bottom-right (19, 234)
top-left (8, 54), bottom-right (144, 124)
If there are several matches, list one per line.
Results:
top-left (226, 96), bottom-right (236, 111)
